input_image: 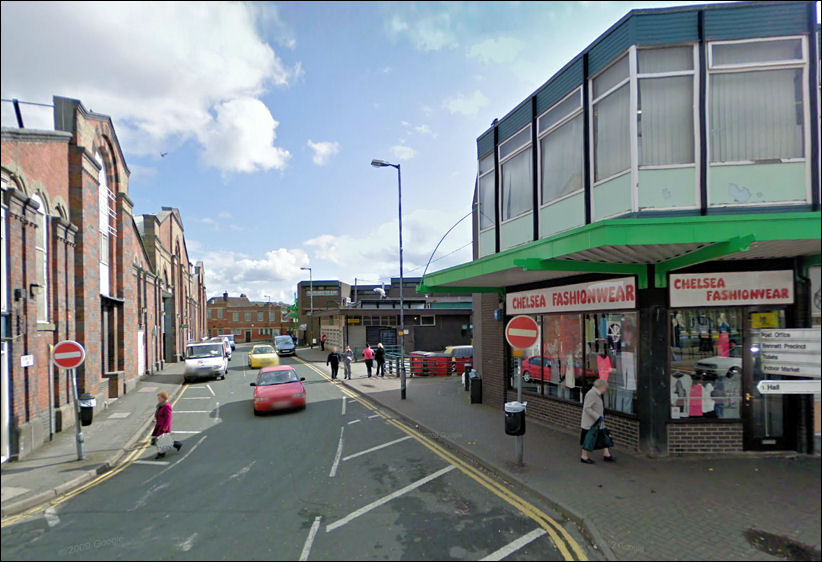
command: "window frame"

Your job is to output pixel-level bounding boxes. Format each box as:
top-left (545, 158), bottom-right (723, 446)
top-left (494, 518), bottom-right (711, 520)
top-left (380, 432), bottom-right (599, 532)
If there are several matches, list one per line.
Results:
top-left (705, 35), bottom-right (811, 207)
top-left (477, 153), bottom-right (496, 234)
top-left (30, 193), bottom-right (49, 323)
top-left (537, 88), bottom-right (585, 210)
top-left (497, 124), bottom-right (534, 224)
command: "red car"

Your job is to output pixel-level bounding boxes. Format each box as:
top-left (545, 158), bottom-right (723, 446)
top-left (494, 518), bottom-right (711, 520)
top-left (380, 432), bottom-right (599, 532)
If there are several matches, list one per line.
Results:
top-left (522, 356), bottom-right (552, 383)
top-left (250, 366), bottom-right (307, 415)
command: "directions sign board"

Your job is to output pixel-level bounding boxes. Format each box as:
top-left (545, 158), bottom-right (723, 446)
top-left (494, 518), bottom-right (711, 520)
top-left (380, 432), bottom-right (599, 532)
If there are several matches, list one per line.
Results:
top-left (505, 316), bottom-right (539, 350)
top-left (52, 340), bottom-right (86, 369)
top-left (756, 328), bottom-right (821, 379)
top-left (757, 380), bottom-right (821, 395)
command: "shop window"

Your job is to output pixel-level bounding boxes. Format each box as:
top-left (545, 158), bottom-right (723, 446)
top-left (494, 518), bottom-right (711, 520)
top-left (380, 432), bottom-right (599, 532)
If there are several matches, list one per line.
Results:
top-left (478, 154), bottom-right (495, 231)
top-left (670, 308), bottom-right (743, 420)
top-left (583, 312), bottom-right (638, 414)
top-left (499, 126), bottom-right (533, 221)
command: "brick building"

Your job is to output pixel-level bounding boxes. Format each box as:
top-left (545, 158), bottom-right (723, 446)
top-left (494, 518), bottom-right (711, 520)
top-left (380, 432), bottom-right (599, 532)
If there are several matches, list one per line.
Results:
top-left (206, 293), bottom-right (291, 343)
top-left (1, 96), bottom-right (206, 462)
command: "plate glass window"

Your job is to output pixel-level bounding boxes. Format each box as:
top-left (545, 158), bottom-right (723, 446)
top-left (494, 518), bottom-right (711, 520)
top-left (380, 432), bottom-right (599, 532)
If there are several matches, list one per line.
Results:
top-left (539, 90), bottom-right (584, 204)
top-left (498, 126), bottom-right (533, 221)
top-left (478, 154), bottom-right (495, 231)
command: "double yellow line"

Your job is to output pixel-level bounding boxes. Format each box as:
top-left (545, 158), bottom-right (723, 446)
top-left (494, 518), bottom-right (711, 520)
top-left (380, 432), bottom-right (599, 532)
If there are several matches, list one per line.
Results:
top-left (1, 385), bottom-right (190, 528)
top-left (295, 357), bottom-right (588, 561)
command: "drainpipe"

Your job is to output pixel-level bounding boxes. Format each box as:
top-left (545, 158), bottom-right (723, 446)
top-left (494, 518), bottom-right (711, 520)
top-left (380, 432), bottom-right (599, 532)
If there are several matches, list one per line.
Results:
top-left (48, 343), bottom-right (54, 440)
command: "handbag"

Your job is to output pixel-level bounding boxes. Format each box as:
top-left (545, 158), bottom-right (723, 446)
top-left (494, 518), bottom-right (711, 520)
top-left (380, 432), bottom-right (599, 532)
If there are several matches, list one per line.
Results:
top-left (595, 427), bottom-right (614, 450)
top-left (156, 432), bottom-right (174, 453)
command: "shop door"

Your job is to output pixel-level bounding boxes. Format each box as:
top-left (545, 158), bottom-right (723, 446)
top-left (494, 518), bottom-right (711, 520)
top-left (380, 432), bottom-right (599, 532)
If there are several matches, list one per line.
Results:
top-left (742, 309), bottom-right (795, 450)
top-left (245, 330), bottom-right (251, 343)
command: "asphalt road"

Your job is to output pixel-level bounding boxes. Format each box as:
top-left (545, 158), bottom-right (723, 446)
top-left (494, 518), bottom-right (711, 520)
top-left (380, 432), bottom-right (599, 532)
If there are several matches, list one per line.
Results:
top-left (1, 344), bottom-right (594, 561)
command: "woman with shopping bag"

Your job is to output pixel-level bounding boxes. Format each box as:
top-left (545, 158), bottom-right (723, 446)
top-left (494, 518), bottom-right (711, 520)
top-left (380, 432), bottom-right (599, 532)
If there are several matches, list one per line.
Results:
top-left (151, 391), bottom-right (182, 460)
top-left (580, 379), bottom-right (615, 464)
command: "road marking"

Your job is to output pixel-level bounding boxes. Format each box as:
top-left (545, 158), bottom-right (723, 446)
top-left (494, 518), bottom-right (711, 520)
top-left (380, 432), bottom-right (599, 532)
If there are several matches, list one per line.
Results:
top-left (294, 356), bottom-right (587, 561)
top-left (341, 396), bottom-right (347, 416)
top-left (130, 482), bottom-right (170, 511)
top-left (134, 460), bottom-right (171, 466)
top-left (178, 533), bottom-right (198, 552)
top-left (299, 516), bottom-right (322, 561)
top-left (107, 412), bottom-right (131, 419)
top-left (329, 427), bottom-right (344, 478)
top-left (44, 506), bottom-right (60, 528)
top-left (481, 528), bottom-right (547, 561)
top-left (215, 401), bottom-right (221, 421)
top-left (138, 386), bottom-right (159, 393)
top-left (326, 465), bottom-right (456, 533)
top-left (227, 461), bottom-right (256, 482)
top-left (174, 410), bottom-right (211, 413)
top-left (206, 384), bottom-right (216, 396)
top-left (367, 414), bottom-right (380, 419)
top-left (170, 430), bottom-right (201, 434)
top-left (342, 436), bottom-right (412, 462)
top-left (347, 419), bottom-right (361, 425)
top-left (182, 397), bottom-right (211, 400)
top-left (143, 435), bottom-right (207, 485)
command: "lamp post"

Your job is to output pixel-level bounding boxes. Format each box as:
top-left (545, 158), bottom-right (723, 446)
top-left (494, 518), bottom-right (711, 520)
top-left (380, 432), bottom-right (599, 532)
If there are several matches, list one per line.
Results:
top-left (371, 159), bottom-right (406, 400)
top-left (300, 266), bottom-right (313, 348)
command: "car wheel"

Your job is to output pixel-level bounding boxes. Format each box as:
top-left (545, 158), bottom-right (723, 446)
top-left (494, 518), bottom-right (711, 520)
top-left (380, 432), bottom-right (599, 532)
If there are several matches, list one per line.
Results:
top-left (522, 370), bottom-right (531, 382)
top-left (253, 409), bottom-right (261, 416)
top-left (183, 377), bottom-right (190, 384)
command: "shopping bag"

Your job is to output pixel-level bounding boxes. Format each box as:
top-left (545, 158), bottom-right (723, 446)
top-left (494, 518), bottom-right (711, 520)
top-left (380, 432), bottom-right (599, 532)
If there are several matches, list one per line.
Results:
top-left (156, 432), bottom-right (174, 453)
top-left (582, 418), bottom-right (602, 452)
top-left (595, 427), bottom-right (614, 450)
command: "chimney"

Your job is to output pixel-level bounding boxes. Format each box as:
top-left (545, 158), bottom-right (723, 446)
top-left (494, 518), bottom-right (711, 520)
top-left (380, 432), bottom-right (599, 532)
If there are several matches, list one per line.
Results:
top-left (223, 292), bottom-right (228, 302)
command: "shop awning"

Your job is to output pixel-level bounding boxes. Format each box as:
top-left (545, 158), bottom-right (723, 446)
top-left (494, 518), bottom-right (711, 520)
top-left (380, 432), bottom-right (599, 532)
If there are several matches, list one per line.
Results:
top-left (418, 212), bottom-right (821, 294)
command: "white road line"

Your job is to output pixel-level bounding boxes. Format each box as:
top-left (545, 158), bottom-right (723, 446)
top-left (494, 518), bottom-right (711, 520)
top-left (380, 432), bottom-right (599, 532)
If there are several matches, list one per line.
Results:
top-left (347, 419), bottom-right (361, 425)
top-left (299, 516), bottom-right (322, 561)
top-left (480, 528), bottom-right (547, 561)
top-left (130, 482), bottom-right (170, 511)
top-left (206, 384), bottom-right (216, 396)
top-left (178, 532), bottom-right (198, 552)
top-left (326, 465), bottom-right (456, 532)
top-left (367, 414), bottom-right (380, 419)
top-left (182, 397), bottom-right (211, 400)
top-left (134, 460), bottom-right (170, 466)
top-left (329, 427), bottom-right (344, 478)
top-left (226, 461), bottom-right (256, 483)
top-left (342, 436), bottom-right (412, 462)
top-left (174, 410), bottom-right (211, 413)
top-left (143, 435), bottom-right (207, 484)
top-left (215, 401), bottom-right (220, 421)
top-left (341, 396), bottom-right (347, 416)
top-left (44, 506), bottom-right (60, 527)
top-left (171, 430), bottom-right (202, 434)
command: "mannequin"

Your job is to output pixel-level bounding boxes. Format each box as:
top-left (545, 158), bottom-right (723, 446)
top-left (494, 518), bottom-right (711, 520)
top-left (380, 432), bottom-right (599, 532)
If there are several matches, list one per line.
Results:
top-left (689, 376), bottom-right (704, 417)
top-left (693, 312), bottom-right (713, 353)
top-left (671, 371), bottom-right (692, 418)
top-left (597, 348), bottom-right (612, 382)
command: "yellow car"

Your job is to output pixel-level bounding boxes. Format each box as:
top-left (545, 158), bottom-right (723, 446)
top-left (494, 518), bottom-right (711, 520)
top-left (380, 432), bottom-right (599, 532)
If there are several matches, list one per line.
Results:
top-left (248, 344), bottom-right (280, 369)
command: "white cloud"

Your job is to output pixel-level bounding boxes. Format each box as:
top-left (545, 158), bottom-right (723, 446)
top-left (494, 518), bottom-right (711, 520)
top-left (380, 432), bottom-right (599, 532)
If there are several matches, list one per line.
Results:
top-left (390, 144), bottom-right (416, 161)
top-left (217, 211), bottom-right (233, 219)
top-left (402, 121), bottom-right (437, 138)
top-left (442, 90), bottom-right (490, 117)
top-left (307, 140), bottom-right (341, 166)
top-left (0, 2), bottom-right (298, 173)
top-left (467, 37), bottom-right (526, 65)
top-left (386, 12), bottom-right (458, 51)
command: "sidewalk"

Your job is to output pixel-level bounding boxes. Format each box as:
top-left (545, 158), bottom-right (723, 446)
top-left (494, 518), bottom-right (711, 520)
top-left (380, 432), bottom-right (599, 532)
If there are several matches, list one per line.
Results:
top-left (300, 348), bottom-right (822, 561)
top-left (1, 361), bottom-right (186, 518)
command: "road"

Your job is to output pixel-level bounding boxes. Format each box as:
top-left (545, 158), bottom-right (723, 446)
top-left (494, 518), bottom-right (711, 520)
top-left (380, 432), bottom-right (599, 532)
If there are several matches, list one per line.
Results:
top-left (1, 344), bottom-right (595, 561)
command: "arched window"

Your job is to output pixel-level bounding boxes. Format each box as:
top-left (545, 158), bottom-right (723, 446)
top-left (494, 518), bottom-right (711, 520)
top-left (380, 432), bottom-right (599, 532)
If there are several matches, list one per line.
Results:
top-left (95, 152), bottom-right (114, 296)
top-left (30, 193), bottom-right (49, 322)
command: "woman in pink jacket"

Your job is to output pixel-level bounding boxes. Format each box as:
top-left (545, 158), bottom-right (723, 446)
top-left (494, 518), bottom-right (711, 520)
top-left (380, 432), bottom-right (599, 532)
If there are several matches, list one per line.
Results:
top-left (152, 391), bottom-right (182, 459)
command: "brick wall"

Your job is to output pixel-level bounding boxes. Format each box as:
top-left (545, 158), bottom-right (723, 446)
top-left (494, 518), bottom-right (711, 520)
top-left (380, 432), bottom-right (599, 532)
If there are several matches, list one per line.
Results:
top-left (667, 422), bottom-right (744, 454)
top-left (474, 292), bottom-right (506, 407)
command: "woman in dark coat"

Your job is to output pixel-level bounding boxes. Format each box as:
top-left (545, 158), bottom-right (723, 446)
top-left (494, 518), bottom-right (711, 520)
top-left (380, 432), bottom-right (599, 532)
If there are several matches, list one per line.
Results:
top-left (152, 391), bottom-right (182, 459)
top-left (375, 343), bottom-right (386, 377)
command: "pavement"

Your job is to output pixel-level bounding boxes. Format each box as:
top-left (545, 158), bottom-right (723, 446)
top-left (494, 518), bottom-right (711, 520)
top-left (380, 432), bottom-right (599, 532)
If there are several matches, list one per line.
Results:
top-left (300, 347), bottom-right (822, 561)
top-left (1, 359), bottom-right (186, 518)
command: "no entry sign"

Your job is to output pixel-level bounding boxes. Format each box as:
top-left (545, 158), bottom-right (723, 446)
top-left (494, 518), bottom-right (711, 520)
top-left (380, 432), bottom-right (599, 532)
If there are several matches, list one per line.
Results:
top-left (506, 316), bottom-right (539, 349)
top-left (53, 340), bottom-right (86, 369)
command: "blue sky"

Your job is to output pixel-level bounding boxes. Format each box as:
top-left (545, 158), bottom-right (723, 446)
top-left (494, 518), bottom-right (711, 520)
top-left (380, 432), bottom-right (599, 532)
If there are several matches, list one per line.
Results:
top-left (5, 1), bottom-right (811, 303)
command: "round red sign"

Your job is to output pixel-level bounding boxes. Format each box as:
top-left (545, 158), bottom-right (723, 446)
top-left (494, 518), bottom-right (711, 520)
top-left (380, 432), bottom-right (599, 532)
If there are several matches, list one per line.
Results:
top-left (505, 315), bottom-right (539, 349)
top-left (53, 340), bottom-right (86, 369)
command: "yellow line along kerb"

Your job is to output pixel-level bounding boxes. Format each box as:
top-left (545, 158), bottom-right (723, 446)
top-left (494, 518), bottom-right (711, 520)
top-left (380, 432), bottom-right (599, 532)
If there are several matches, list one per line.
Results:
top-left (294, 357), bottom-right (588, 561)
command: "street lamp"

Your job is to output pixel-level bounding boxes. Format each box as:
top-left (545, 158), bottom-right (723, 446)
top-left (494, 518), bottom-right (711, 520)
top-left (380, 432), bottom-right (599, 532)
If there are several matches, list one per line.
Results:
top-left (300, 266), bottom-right (313, 348)
top-left (371, 158), bottom-right (406, 400)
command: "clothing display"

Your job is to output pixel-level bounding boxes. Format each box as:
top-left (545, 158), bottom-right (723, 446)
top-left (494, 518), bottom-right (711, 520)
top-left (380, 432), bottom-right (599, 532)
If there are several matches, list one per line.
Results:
top-left (565, 354), bottom-right (575, 389)
top-left (717, 332), bottom-right (730, 357)
top-left (702, 382), bottom-right (715, 415)
top-left (689, 382), bottom-right (703, 417)
top-left (597, 354), bottom-right (612, 381)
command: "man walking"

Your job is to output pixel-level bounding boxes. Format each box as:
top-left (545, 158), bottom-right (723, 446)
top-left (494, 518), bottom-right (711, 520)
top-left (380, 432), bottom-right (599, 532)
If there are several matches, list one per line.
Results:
top-left (327, 346), bottom-right (341, 380)
top-left (362, 344), bottom-right (374, 377)
top-left (375, 343), bottom-right (386, 377)
top-left (342, 345), bottom-right (354, 380)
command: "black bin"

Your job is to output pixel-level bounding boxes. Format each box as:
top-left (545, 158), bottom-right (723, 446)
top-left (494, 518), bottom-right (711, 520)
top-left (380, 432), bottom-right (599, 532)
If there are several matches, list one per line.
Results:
top-left (504, 401), bottom-right (526, 436)
top-left (78, 393), bottom-right (96, 426)
top-left (463, 364), bottom-right (472, 391)
top-left (469, 372), bottom-right (482, 404)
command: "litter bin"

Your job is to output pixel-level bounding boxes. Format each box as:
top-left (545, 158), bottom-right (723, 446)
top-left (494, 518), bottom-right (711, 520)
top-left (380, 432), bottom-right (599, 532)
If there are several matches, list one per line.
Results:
top-left (504, 401), bottom-right (526, 436)
top-left (469, 371), bottom-right (482, 404)
top-left (462, 364), bottom-right (472, 391)
top-left (78, 393), bottom-right (96, 427)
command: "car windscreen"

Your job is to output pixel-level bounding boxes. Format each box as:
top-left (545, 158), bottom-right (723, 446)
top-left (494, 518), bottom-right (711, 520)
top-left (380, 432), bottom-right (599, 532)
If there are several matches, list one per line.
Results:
top-left (274, 336), bottom-right (293, 346)
top-left (186, 344), bottom-right (224, 358)
top-left (258, 370), bottom-right (299, 386)
top-left (253, 346), bottom-right (275, 355)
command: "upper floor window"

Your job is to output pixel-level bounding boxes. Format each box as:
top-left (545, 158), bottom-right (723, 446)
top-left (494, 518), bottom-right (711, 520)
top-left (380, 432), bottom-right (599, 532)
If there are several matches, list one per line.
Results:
top-left (95, 152), bottom-right (115, 296)
top-left (245, 312), bottom-right (252, 322)
top-left (708, 37), bottom-right (806, 163)
top-left (592, 55), bottom-right (630, 182)
top-left (217, 308), bottom-right (223, 319)
top-left (478, 154), bottom-right (495, 231)
top-left (232, 312), bottom-right (239, 322)
top-left (498, 125), bottom-right (533, 221)
top-left (31, 193), bottom-right (49, 322)
top-left (539, 89), bottom-right (584, 205)
top-left (269, 311), bottom-right (276, 322)
top-left (257, 311), bottom-right (264, 322)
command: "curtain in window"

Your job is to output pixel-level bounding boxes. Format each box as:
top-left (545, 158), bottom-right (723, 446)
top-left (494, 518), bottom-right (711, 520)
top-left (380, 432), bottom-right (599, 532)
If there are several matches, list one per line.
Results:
top-left (501, 148), bottom-right (533, 220)
top-left (639, 76), bottom-right (694, 166)
top-left (541, 115), bottom-right (584, 203)
top-left (594, 84), bottom-right (630, 181)
top-left (479, 173), bottom-right (496, 230)
top-left (710, 69), bottom-right (803, 162)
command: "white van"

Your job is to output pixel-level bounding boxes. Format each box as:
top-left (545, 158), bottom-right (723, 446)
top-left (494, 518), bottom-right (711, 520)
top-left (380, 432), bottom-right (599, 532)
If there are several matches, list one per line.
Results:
top-left (184, 342), bottom-right (228, 383)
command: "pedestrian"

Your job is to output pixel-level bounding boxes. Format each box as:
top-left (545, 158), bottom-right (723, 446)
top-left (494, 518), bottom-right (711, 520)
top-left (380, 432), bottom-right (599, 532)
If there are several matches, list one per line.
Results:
top-left (327, 346), bottom-right (341, 379)
top-left (342, 345), bottom-right (354, 380)
top-left (362, 344), bottom-right (374, 377)
top-left (375, 343), bottom-right (386, 377)
top-left (580, 379), bottom-right (615, 464)
top-left (320, 333), bottom-right (327, 351)
top-left (151, 391), bottom-right (182, 460)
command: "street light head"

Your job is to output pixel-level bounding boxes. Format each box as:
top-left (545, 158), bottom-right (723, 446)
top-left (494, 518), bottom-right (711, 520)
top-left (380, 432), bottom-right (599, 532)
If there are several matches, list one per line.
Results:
top-left (300, 266), bottom-right (311, 271)
top-left (371, 159), bottom-right (392, 168)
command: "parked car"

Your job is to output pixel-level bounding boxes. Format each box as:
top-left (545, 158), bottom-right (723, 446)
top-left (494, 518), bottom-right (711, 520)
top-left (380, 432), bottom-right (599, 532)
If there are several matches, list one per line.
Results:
top-left (250, 366), bottom-right (306, 415)
top-left (209, 336), bottom-right (232, 360)
top-left (248, 344), bottom-right (280, 369)
top-left (184, 342), bottom-right (228, 383)
top-left (273, 334), bottom-right (296, 356)
top-left (522, 355), bottom-right (552, 383)
top-left (220, 333), bottom-right (236, 351)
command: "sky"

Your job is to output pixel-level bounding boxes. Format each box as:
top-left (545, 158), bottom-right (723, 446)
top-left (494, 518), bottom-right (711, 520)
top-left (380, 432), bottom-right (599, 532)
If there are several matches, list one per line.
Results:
top-left (4, 1), bottom-right (814, 304)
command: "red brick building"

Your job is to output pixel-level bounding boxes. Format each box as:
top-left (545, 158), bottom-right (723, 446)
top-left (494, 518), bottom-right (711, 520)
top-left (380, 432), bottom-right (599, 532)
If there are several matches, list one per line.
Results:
top-left (1, 97), bottom-right (206, 462)
top-left (207, 293), bottom-right (291, 343)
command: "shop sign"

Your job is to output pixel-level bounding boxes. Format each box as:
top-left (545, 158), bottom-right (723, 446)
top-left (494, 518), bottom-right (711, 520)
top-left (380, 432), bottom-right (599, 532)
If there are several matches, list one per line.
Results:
top-left (669, 270), bottom-right (793, 308)
top-left (751, 312), bottom-right (780, 328)
top-left (347, 317), bottom-right (361, 325)
top-left (506, 277), bottom-right (636, 314)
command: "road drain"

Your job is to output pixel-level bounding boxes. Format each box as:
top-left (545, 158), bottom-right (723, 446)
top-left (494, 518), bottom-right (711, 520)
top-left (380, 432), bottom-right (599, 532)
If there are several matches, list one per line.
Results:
top-left (744, 529), bottom-right (821, 561)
